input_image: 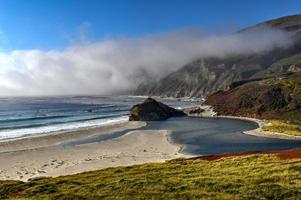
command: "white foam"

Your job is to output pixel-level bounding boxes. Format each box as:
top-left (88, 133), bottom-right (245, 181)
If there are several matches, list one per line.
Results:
top-left (127, 95), bottom-right (149, 98)
top-left (0, 116), bottom-right (128, 140)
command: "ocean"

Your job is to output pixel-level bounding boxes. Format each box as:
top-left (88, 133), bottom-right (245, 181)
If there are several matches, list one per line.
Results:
top-left (0, 96), bottom-right (200, 140)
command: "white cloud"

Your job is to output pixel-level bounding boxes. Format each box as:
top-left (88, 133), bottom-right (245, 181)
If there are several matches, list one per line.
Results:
top-left (0, 26), bottom-right (293, 96)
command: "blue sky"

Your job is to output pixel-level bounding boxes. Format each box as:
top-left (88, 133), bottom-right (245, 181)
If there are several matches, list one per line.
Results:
top-left (0, 0), bottom-right (300, 50)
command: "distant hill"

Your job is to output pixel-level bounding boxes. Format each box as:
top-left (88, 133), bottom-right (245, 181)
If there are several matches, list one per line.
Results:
top-left (134, 14), bottom-right (301, 97)
top-left (204, 72), bottom-right (301, 124)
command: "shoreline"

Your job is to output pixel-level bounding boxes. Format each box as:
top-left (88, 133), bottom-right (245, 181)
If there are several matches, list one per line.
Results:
top-left (196, 105), bottom-right (301, 140)
top-left (220, 115), bottom-right (301, 140)
top-left (0, 117), bottom-right (129, 143)
top-left (0, 121), bottom-right (190, 181)
top-left (0, 121), bottom-right (145, 153)
top-left (1, 104), bottom-right (301, 181)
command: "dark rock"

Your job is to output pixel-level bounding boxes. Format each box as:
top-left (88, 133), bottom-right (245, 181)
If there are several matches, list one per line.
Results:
top-left (183, 106), bottom-right (205, 115)
top-left (129, 98), bottom-right (186, 121)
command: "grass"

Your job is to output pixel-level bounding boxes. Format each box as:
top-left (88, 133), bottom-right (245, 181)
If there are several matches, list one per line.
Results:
top-left (262, 120), bottom-right (301, 136)
top-left (272, 53), bottom-right (301, 67)
top-left (0, 155), bottom-right (301, 199)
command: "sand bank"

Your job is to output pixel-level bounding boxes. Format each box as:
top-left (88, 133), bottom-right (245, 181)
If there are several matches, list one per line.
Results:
top-left (0, 122), bottom-right (188, 181)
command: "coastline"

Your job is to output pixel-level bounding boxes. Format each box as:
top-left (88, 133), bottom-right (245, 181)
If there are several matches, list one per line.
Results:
top-left (197, 105), bottom-right (301, 140)
top-left (0, 121), bottom-right (145, 153)
top-left (1, 104), bottom-right (301, 181)
top-left (0, 121), bottom-right (189, 181)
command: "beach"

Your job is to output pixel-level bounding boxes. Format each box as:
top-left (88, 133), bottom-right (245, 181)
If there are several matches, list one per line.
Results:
top-left (0, 121), bottom-right (188, 181)
top-left (1, 104), bottom-right (301, 182)
top-left (0, 96), bottom-right (198, 182)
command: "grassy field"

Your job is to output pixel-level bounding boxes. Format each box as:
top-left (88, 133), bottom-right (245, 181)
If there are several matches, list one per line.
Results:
top-left (262, 120), bottom-right (301, 136)
top-left (0, 155), bottom-right (301, 200)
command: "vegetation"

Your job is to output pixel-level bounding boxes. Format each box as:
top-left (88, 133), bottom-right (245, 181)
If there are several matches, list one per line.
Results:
top-left (205, 72), bottom-right (301, 124)
top-left (262, 120), bottom-right (301, 136)
top-left (272, 53), bottom-right (301, 68)
top-left (0, 155), bottom-right (301, 199)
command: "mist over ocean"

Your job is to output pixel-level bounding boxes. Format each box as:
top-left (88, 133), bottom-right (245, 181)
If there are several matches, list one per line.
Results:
top-left (0, 96), bottom-right (200, 140)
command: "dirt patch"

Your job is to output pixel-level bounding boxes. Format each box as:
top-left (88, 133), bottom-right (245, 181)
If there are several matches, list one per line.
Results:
top-left (274, 148), bottom-right (301, 159)
top-left (191, 148), bottom-right (301, 161)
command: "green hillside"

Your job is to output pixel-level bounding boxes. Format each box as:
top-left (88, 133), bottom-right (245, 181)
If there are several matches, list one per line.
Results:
top-left (134, 14), bottom-right (301, 98)
top-left (205, 72), bottom-right (301, 124)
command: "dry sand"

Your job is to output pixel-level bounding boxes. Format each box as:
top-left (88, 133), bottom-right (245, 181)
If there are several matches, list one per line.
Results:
top-left (0, 122), bottom-right (188, 181)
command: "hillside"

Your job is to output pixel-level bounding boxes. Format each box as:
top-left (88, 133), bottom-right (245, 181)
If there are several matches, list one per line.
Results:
top-left (204, 72), bottom-right (301, 124)
top-left (1, 152), bottom-right (301, 200)
top-left (134, 14), bottom-right (301, 97)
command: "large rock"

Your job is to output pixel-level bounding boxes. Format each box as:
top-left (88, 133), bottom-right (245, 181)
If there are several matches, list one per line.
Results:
top-left (183, 106), bottom-right (205, 115)
top-left (129, 98), bottom-right (186, 121)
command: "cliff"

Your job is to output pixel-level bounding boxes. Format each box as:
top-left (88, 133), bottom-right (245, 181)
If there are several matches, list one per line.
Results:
top-left (134, 14), bottom-right (301, 98)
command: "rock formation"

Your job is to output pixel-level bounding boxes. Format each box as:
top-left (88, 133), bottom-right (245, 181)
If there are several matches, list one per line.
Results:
top-left (129, 98), bottom-right (186, 121)
top-left (183, 106), bottom-right (205, 115)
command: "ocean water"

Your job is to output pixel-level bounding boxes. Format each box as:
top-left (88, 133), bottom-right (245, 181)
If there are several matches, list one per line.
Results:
top-left (0, 96), bottom-right (200, 140)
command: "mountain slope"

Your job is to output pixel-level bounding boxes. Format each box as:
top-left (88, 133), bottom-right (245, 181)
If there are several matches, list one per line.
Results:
top-left (204, 72), bottom-right (301, 124)
top-left (134, 14), bottom-right (301, 97)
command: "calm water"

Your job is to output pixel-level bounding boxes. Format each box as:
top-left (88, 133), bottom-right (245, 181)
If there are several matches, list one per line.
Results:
top-left (0, 96), bottom-right (200, 140)
top-left (152, 117), bottom-right (301, 155)
top-left (61, 116), bottom-right (301, 156)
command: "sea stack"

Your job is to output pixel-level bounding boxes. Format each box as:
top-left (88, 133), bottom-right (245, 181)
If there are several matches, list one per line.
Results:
top-left (129, 98), bottom-right (186, 121)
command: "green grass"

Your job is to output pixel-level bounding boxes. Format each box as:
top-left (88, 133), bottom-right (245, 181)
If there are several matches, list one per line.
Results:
top-left (272, 53), bottom-right (301, 67)
top-left (0, 155), bottom-right (301, 200)
top-left (262, 120), bottom-right (301, 136)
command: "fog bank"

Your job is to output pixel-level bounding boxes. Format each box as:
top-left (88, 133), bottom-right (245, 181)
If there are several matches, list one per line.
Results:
top-left (0, 27), bottom-right (293, 96)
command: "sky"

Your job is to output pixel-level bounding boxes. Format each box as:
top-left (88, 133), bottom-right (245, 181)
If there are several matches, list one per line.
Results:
top-left (0, 0), bottom-right (299, 96)
top-left (0, 0), bottom-right (300, 50)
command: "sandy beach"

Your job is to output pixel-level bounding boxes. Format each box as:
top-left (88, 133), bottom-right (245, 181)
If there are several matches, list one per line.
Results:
top-left (0, 121), bottom-right (188, 181)
top-left (1, 105), bottom-right (301, 182)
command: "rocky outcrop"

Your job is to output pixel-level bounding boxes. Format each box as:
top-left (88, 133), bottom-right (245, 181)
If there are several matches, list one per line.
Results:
top-left (288, 65), bottom-right (301, 73)
top-left (183, 106), bottom-right (205, 115)
top-left (129, 98), bottom-right (186, 121)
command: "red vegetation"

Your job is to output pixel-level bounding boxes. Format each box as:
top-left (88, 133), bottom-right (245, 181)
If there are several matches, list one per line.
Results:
top-left (191, 148), bottom-right (301, 161)
top-left (205, 73), bottom-right (301, 123)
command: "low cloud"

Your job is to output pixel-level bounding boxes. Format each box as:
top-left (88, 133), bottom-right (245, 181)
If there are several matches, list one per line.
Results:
top-left (0, 26), bottom-right (293, 96)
